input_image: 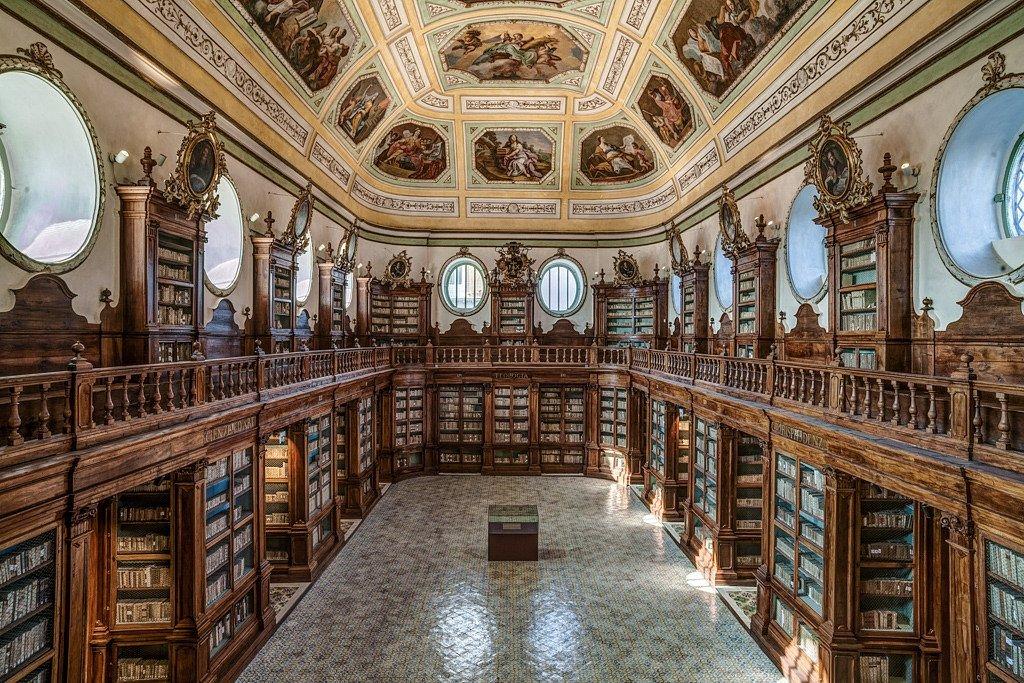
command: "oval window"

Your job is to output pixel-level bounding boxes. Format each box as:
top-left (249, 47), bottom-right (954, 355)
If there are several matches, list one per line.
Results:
top-left (713, 237), bottom-right (733, 310)
top-left (537, 256), bottom-right (585, 317)
top-left (345, 270), bottom-right (354, 308)
top-left (934, 87), bottom-right (1024, 280)
top-left (440, 254), bottom-right (487, 315)
top-left (204, 176), bottom-right (244, 294)
top-left (670, 271), bottom-right (683, 316)
top-left (785, 185), bottom-right (827, 301)
top-left (0, 68), bottom-right (102, 271)
top-left (295, 240), bottom-right (313, 304)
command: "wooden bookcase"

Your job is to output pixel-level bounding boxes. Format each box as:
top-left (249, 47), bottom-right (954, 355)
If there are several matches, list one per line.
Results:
top-left (392, 385), bottom-right (425, 476)
top-left (983, 536), bottom-right (1024, 682)
top-left (672, 404), bottom-right (692, 523)
top-left (538, 386), bottom-right (586, 474)
top-left (679, 258), bottom-right (711, 353)
top-left (316, 259), bottom-right (351, 349)
top-left (598, 386), bottom-right (629, 477)
top-left (643, 398), bottom-right (669, 515)
top-left (336, 395), bottom-right (379, 519)
top-left (437, 384), bottom-right (484, 473)
top-left (819, 192), bottom-right (917, 371)
top-left (593, 280), bottom-right (669, 349)
top-left (251, 225), bottom-right (300, 354)
top-left (355, 396), bottom-right (379, 513)
top-left (490, 283), bottom-right (535, 346)
top-left (729, 227), bottom-right (779, 359)
top-left (690, 417), bottom-right (720, 576)
top-left (116, 185), bottom-right (207, 364)
top-left (491, 384), bottom-right (531, 471)
top-left (356, 276), bottom-right (432, 347)
top-left (261, 414), bottom-right (338, 582)
top-left (0, 528), bottom-right (59, 682)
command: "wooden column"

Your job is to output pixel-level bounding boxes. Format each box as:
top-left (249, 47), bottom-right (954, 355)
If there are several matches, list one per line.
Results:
top-left (424, 381), bottom-right (438, 475)
top-left (377, 386), bottom-right (394, 483)
top-left (481, 382), bottom-right (495, 474)
top-left (65, 505), bottom-right (99, 683)
top-left (822, 468), bottom-right (858, 681)
top-left (171, 460), bottom-right (206, 682)
top-left (941, 511), bottom-right (979, 683)
top-left (661, 405), bottom-right (681, 521)
top-left (250, 235), bottom-right (274, 354)
top-left (584, 380), bottom-right (600, 477)
top-left (316, 261), bottom-right (334, 350)
top-left (627, 387), bottom-right (644, 485)
top-left (117, 185), bottom-right (155, 364)
top-left (528, 380), bottom-right (541, 474)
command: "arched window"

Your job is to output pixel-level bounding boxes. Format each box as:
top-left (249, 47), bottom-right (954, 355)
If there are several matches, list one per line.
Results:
top-left (295, 241), bottom-right (313, 304)
top-left (934, 86), bottom-right (1024, 281)
top-left (713, 237), bottom-right (733, 310)
top-left (785, 184), bottom-right (827, 301)
top-left (537, 255), bottom-right (585, 317)
top-left (670, 272), bottom-right (683, 316)
top-left (440, 253), bottom-right (487, 315)
top-left (0, 67), bottom-right (103, 272)
top-left (204, 176), bottom-right (244, 295)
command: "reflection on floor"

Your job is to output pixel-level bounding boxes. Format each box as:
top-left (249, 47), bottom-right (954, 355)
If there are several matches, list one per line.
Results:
top-left (240, 476), bottom-right (781, 683)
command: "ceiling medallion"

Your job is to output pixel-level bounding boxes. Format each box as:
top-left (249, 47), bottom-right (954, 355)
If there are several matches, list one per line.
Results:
top-left (717, 185), bottom-right (748, 257)
top-left (492, 241), bottom-right (536, 285)
top-left (612, 249), bottom-right (641, 285)
top-left (164, 111), bottom-right (227, 219)
top-left (804, 115), bottom-right (873, 222)
top-left (381, 250), bottom-right (415, 287)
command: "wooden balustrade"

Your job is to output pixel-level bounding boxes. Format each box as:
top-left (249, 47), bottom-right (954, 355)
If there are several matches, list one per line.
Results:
top-left (0, 372), bottom-right (71, 450)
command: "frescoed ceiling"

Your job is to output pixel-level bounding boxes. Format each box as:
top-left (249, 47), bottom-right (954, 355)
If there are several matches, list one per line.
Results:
top-left (77, 0), bottom-right (958, 233)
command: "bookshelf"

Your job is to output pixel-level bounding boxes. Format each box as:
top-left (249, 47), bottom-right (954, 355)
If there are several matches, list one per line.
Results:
top-left (490, 284), bottom-right (535, 346)
top-left (251, 227), bottom-right (300, 355)
top-left (644, 399), bottom-right (667, 512)
top-left (538, 386), bottom-right (585, 473)
top-left (678, 257), bottom-right (710, 353)
top-left (0, 530), bottom-right (57, 682)
top-left (437, 385), bottom-right (484, 472)
top-left (598, 387), bottom-right (628, 475)
top-left (116, 184), bottom-right (207, 364)
top-left (674, 405), bottom-right (692, 522)
top-left (264, 429), bottom-right (291, 569)
top-left (334, 405), bottom-right (349, 515)
top-left (316, 256), bottom-right (352, 349)
top-left (393, 387), bottom-right (425, 473)
top-left (306, 415), bottom-right (333, 522)
top-left (985, 539), bottom-right (1024, 682)
top-left (203, 448), bottom-right (255, 609)
top-left (858, 482), bottom-right (915, 634)
top-left (357, 396), bottom-right (378, 510)
top-left (492, 385), bottom-right (530, 469)
top-left (729, 227), bottom-right (778, 358)
top-left (357, 277), bottom-right (432, 346)
top-left (733, 434), bottom-right (765, 574)
top-left (114, 480), bottom-right (173, 629)
top-left (593, 272), bottom-right (669, 349)
top-left (773, 452), bottom-right (826, 617)
top-left (690, 418), bottom-right (718, 573)
top-left (820, 192), bottom-right (917, 371)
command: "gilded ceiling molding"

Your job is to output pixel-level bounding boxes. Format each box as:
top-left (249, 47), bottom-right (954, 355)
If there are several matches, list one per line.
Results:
top-left (574, 93), bottom-right (613, 115)
top-left (417, 91), bottom-right (455, 112)
top-left (619, 0), bottom-right (656, 36)
top-left (466, 198), bottom-right (561, 219)
top-left (569, 181), bottom-right (677, 218)
top-left (309, 136), bottom-right (354, 190)
top-left (351, 179), bottom-right (459, 217)
top-left (675, 141), bottom-right (720, 195)
top-left (412, 0), bottom-right (612, 27)
top-left (596, 31), bottom-right (638, 99)
top-left (389, 32), bottom-right (430, 95)
top-left (722, 0), bottom-right (922, 158)
top-left (126, 0), bottom-right (310, 148)
top-left (461, 96), bottom-right (567, 114)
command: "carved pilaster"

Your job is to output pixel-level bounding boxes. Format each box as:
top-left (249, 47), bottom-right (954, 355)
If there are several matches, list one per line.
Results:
top-left (65, 505), bottom-right (99, 683)
top-left (940, 511), bottom-right (979, 683)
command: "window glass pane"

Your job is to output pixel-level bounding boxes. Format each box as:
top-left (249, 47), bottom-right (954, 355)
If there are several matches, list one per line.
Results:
top-left (786, 185), bottom-right (827, 300)
top-left (345, 271), bottom-right (354, 308)
top-left (0, 70), bottom-right (101, 266)
top-left (295, 242), bottom-right (313, 304)
top-left (670, 272), bottom-right (682, 315)
top-left (537, 258), bottom-right (584, 316)
top-left (714, 237), bottom-right (733, 310)
top-left (204, 176), bottom-right (244, 292)
top-left (1011, 142), bottom-right (1024, 238)
top-left (441, 256), bottom-right (486, 314)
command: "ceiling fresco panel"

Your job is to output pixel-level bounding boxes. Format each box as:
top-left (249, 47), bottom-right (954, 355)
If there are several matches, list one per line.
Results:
top-left (466, 124), bottom-right (561, 189)
top-left (574, 121), bottom-right (659, 189)
top-left (369, 118), bottom-right (455, 186)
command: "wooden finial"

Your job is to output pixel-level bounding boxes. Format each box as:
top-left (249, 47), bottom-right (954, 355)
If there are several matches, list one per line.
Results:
top-left (139, 146), bottom-right (157, 187)
top-left (921, 297), bottom-right (934, 313)
top-left (191, 341), bottom-right (205, 361)
top-left (254, 339), bottom-right (265, 356)
top-left (263, 211), bottom-right (276, 237)
top-left (879, 152), bottom-right (898, 194)
top-left (67, 341), bottom-right (93, 371)
top-left (755, 214), bottom-right (768, 238)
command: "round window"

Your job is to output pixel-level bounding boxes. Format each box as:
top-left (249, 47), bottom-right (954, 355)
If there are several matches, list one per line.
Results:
top-left (537, 256), bottom-right (585, 317)
top-left (295, 241), bottom-right (313, 304)
top-left (204, 176), bottom-right (244, 295)
top-left (0, 68), bottom-right (103, 271)
top-left (934, 87), bottom-right (1024, 281)
top-left (785, 184), bottom-right (827, 301)
top-left (713, 237), bottom-right (733, 310)
top-left (440, 254), bottom-right (488, 315)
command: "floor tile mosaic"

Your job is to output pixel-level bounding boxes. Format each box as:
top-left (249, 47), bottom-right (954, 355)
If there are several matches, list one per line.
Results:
top-left (239, 476), bottom-right (781, 683)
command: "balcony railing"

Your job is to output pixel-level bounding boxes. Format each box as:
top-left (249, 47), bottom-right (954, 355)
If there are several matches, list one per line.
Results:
top-left (1, 343), bottom-right (1019, 471)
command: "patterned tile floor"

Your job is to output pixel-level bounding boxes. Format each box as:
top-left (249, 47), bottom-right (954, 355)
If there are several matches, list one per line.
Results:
top-left (239, 476), bottom-right (781, 683)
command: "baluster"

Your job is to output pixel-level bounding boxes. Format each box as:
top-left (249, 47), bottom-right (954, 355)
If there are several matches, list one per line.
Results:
top-left (184, 367), bottom-right (193, 406)
top-left (907, 384), bottom-right (917, 429)
top-left (876, 378), bottom-right (885, 422)
top-left (849, 377), bottom-right (858, 415)
top-left (789, 366), bottom-right (797, 399)
top-left (973, 389), bottom-right (983, 444)
top-left (890, 380), bottom-right (900, 426)
top-left (37, 383), bottom-right (52, 440)
top-left (7, 386), bottom-right (24, 446)
top-left (104, 377), bottom-right (115, 425)
top-left (152, 371), bottom-right (163, 414)
top-left (796, 371), bottom-right (804, 402)
top-left (122, 376), bottom-right (132, 421)
top-left (63, 382), bottom-right (72, 435)
top-left (996, 392), bottom-right (1011, 449)
top-left (926, 385), bottom-right (937, 433)
top-left (165, 370), bottom-right (175, 411)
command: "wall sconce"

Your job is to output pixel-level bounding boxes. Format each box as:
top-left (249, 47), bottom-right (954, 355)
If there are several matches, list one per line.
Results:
top-left (108, 150), bottom-right (130, 164)
top-left (156, 153), bottom-right (167, 166)
top-left (249, 212), bottom-right (261, 223)
top-left (318, 243), bottom-right (326, 252)
top-left (900, 162), bottom-right (921, 191)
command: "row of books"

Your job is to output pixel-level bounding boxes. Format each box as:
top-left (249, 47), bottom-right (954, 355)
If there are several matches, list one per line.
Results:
top-left (991, 622), bottom-right (1024, 678)
top-left (117, 565), bottom-right (170, 590)
top-left (990, 582), bottom-right (1024, 631)
top-left (861, 609), bottom-right (909, 630)
top-left (206, 544), bottom-right (229, 577)
top-left (117, 599), bottom-right (171, 624)
top-left (0, 576), bottom-right (50, 630)
top-left (862, 512), bottom-right (913, 530)
top-left (157, 307), bottom-right (193, 326)
top-left (157, 284), bottom-right (191, 306)
top-left (0, 617), bottom-right (49, 678)
top-left (118, 656), bottom-right (169, 682)
top-left (206, 573), bottom-right (229, 606)
top-left (119, 506), bottom-right (170, 523)
top-left (863, 542), bottom-right (913, 562)
top-left (862, 578), bottom-right (914, 598)
top-left (157, 262), bottom-right (191, 282)
top-left (990, 542), bottom-right (1024, 589)
top-left (0, 538), bottom-right (53, 586)
top-left (118, 533), bottom-right (168, 554)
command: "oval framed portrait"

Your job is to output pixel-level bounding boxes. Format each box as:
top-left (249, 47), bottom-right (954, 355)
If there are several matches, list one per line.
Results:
top-left (720, 201), bottom-right (740, 241)
top-left (344, 228), bottom-right (358, 261)
top-left (186, 136), bottom-right (218, 197)
top-left (616, 257), bottom-right (637, 281)
top-left (818, 138), bottom-right (852, 199)
top-left (389, 256), bottom-right (409, 280)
